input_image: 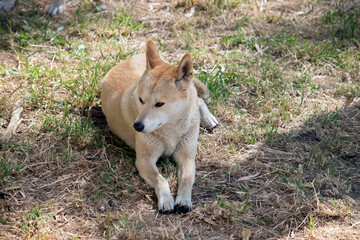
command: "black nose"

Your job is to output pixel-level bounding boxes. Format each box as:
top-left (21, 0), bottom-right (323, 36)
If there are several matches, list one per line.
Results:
top-left (134, 122), bottom-right (145, 132)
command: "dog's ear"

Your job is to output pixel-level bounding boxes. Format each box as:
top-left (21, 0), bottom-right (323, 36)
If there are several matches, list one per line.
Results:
top-left (175, 53), bottom-right (193, 92)
top-left (146, 40), bottom-right (163, 70)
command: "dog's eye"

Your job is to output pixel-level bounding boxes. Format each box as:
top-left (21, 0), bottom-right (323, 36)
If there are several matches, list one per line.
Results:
top-left (155, 102), bottom-right (165, 108)
top-left (139, 98), bottom-right (144, 104)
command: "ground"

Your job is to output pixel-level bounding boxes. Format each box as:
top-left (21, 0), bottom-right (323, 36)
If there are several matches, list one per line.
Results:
top-left (0, 0), bottom-right (359, 239)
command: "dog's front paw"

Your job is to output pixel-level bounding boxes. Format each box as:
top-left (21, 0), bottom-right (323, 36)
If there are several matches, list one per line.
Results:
top-left (200, 112), bottom-right (218, 129)
top-left (158, 194), bottom-right (175, 214)
top-left (0, 0), bottom-right (15, 11)
top-left (175, 195), bottom-right (192, 213)
top-left (48, 0), bottom-right (65, 16)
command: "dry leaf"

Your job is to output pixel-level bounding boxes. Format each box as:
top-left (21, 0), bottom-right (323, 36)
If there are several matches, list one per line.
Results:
top-left (218, 195), bottom-right (231, 199)
top-left (241, 229), bottom-right (252, 240)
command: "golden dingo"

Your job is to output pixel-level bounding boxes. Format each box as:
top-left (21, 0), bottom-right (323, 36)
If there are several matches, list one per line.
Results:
top-left (101, 40), bottom-right (217, 213)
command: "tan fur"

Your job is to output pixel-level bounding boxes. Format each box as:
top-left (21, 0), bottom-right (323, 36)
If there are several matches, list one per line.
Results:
top-left (101, 40), bottom-right (217, 213)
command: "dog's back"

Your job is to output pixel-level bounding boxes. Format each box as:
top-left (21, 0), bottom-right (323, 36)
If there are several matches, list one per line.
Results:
top-left (101, 54), bottom-right (146, 148)
top-left (102, 54), bottom-right (146, 97)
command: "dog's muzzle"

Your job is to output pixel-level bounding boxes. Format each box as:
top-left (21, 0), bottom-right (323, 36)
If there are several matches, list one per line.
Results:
top-left (134, 122), bottom-right (145, 132)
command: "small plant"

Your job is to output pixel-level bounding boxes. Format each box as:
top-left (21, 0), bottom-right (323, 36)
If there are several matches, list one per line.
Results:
top-left (112, 213), bottom-right (143, 237)
top-left (309, 214), bottom-right (316, 231)
top-left (101, 166), bottom-right (133, 193)
top-left (317, 110), bottom-right (340, 128)
top-left (21, 204), bottom-right (55, 238)
top-left (0, 151), bottom-right (20, 184)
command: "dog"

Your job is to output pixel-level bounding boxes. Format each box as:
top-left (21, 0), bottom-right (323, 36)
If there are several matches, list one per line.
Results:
top-left (0, 0), bottom-right (105, 16)
top-left (101, 40), bottom-right (217, 213)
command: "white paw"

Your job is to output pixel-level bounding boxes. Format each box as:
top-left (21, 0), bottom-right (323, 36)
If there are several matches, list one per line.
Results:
top-left (0, 0), bottom-right (15, 11)
top-left (200, 112), bottom-right (218, 129)
top-left (48, 0), bottom-right (66, 16)
top-left (175, 194), bottom-right (192, 213)
top-left (158, 193), bottom-right (174, 213)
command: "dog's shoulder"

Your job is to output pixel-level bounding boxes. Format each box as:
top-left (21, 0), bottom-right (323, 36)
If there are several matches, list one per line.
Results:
top-left (103, 54), bottom-right (146, 92)
top-left (129, 54), bottom-right (146, 76)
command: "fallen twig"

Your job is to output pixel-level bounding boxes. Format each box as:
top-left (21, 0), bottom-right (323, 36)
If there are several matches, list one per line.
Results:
top-left (0, 102), bottom-right (23, 146)
top-left (236, 172), bottom-right (261, 182)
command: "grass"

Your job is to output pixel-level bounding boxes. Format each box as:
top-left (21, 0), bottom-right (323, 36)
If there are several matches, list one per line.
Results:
top-left (21, 204), bottom-right (56, 239)
top-left (1, 0), bottom-right (360, 239)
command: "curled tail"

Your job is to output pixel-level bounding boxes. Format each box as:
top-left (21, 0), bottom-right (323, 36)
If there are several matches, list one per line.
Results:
top-left (193, 78), bottom-right (209, 99)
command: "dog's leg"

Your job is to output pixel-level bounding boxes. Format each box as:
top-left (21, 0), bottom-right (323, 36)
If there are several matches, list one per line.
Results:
top-left (0, 0), bottom-right (15, 11)
top-left (172, 131), bottom-right (198, 213)
top-left (198, 98), bottom-right (218, 129)
top-left (48, 0), bottom-right (65, 16)
top-left (135, 143), bottom-right (174, 213)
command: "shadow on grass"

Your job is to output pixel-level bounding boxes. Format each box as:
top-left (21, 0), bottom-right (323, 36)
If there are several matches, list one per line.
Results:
top-left (1, 102), bottom-right (359, 239)
top-left (192, 102), bottom-right (360, 238)
top-left (222, 2), bottom-right (360, 70)
top-left (0, 0), bottom-right (114, 51)
top-left (269, 104), bottom-right (360, 199)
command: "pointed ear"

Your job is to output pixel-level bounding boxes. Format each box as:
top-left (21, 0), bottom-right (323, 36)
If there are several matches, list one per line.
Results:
top-left (146, 40), bottom-right (163, 70)
top-left (175, 54), bottom-right (193, 91)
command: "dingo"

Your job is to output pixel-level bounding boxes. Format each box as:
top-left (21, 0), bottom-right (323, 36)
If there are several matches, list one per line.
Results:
top-left (101, 40), bottom-right (217, 213)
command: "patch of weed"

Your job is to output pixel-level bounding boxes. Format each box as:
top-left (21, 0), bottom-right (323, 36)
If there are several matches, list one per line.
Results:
top-left (101, 165), bottom-right (134, 193)
top-left (21, 204), bottom-right (55, 239)
top-left (322, 9), bottom-right (360, 40)
top-left (197, 64), bottom-right (241, 104)
top-left (113, 213), bottom-right (143, 235)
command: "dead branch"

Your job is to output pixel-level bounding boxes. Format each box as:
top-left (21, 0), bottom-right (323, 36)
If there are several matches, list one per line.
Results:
top-left (0, 102), bottom-right (23, 146)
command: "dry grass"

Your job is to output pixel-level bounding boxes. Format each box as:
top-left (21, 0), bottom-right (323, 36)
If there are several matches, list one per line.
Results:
top-left (1, 0), bottom-right (360, 239)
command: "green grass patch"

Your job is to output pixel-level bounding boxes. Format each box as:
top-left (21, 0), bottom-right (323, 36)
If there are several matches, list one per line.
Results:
top-left (322, 8), bottom-right (360, 40)
top-left (197, 64), bottom-right (241, 104)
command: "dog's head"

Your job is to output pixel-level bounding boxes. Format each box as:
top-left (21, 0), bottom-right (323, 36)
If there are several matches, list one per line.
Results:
top-left (133, 40), bottom-right (194, 133)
